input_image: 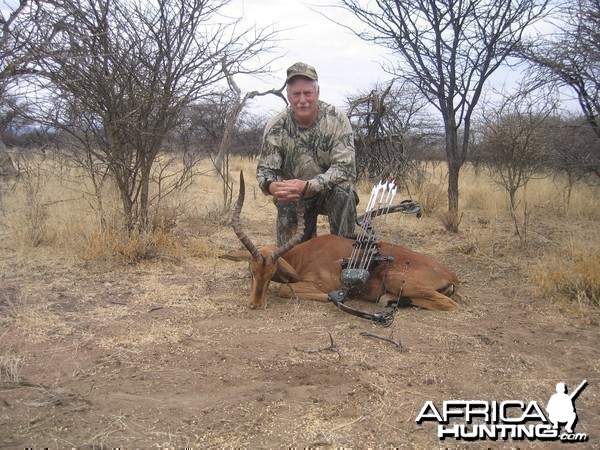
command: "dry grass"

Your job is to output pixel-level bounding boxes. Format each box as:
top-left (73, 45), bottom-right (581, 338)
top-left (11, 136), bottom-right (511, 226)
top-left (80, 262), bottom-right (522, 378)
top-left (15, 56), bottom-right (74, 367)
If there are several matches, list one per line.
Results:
top-left (0, 352), bottom-right (22, 383)
top-left (1, 153), bottom-right (599, 315)
top-left (531, 244), bottom-right (600, 310)
top-left (80, 227), bottom-right (184, 263)
top-left (3, 153), bottom-right (600, 449)
top-left (0, 286), bottom-right (66, 343)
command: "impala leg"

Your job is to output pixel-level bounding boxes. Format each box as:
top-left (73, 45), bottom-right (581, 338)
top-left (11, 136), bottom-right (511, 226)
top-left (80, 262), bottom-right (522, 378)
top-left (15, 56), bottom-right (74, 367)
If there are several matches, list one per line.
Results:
top-left (277, 282), bottom-right (330, 302)
top-left (376, 293), bottom-right (411, 307)
top-left (409, 291), bottom-right (460, 311)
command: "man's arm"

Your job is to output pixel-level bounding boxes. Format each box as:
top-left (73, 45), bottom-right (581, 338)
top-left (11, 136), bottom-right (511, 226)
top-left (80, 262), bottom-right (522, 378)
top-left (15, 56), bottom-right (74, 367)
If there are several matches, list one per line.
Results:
top-left (256, 117), bottom-right (284, 195)
top-left (258, 131), bottom-right (309, 201)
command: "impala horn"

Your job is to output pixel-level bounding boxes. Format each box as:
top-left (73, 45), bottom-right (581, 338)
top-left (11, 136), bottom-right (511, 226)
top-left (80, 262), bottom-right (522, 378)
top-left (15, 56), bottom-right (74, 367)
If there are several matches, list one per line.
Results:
top-left (231, 171), bottom-right (307, 262)
top-left (231, 171), bottom-right (263, 261)
top-left (269, 183), bottom-right (307, 261)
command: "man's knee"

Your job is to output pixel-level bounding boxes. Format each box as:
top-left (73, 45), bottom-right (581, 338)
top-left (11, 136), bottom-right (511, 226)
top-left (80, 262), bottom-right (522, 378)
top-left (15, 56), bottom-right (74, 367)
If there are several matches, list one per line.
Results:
top-left (331, 182), bottom-right (358, 200)
top-left (276, 201), bottom-right (298, 245)
top-left (324, 184), bottom-right (358, 237)
top-left (324, 184), bottom-right (358, 210)
top-left (276, 200), bottom-right (317, 245)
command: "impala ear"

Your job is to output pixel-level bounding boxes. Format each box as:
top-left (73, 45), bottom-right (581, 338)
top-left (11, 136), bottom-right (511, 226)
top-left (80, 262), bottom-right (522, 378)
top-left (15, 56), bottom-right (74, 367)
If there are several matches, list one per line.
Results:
top-left (219, 250), bottom-right (251, 262)
top-left (272, 258), bottom-right (301, 283)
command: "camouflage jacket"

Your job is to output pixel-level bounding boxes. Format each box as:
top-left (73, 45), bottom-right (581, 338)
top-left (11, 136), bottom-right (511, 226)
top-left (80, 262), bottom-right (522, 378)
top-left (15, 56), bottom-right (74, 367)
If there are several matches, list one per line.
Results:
top-left (256, 100), bottom-right (356, 195)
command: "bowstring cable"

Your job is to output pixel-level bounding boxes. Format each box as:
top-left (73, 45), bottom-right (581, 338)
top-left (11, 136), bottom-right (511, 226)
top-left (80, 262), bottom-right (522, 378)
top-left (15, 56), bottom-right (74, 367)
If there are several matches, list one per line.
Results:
top-left (365, 181), bottom-right (396, 269)
top-left (358, 181), bottom-right (388, 270)
top-left (348, 182), bottom-right (381, 269)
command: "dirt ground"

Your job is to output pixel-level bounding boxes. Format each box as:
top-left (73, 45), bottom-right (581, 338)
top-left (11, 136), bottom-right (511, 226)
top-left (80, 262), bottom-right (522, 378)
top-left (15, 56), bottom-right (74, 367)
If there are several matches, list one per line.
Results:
top-left (1, 197), bottom-right (599, 448)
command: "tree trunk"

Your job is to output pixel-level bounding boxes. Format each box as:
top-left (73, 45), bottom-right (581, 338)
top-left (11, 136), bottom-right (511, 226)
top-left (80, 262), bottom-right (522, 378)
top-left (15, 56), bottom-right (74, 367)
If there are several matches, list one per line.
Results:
top-left (447, 161), bottom-right (460, 214)
top-left (444, 119), bottom-right (461, 214)
top-left (113, 165), bottom-right (135, 231)
top-left (139, 163), bottom-right (151, 232)
top-left (120, 188), bottom-right (134, 231)
top-left (0, 139), bottom-right (18, 177)
top-left (443, 118), bottom-right (462, 232)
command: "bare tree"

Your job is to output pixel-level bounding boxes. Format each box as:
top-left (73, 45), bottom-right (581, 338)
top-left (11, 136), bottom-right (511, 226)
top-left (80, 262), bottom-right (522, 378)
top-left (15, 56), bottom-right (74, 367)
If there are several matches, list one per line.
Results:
top-left (336, 0), bottom-right (550, 230)
top-left (0, 0), bottom-right (44, 175)
top-left (1, 0), bottom-right (40, 85)
top-left (542, 114), bottom-right (600, 207)
top-left (346, 79), bottom-right (434, 187)
top-left (476, 93), bottom-right (554, 241)
top-left (232, 113), bottom-right (268, 159)
top-left (25, 0), bottom-right (277, 231)
top-left (180, 93), bottom-right (237, 158)
top-left (212, 66), bottom-right (286, 208)
top-left (518, 0), bottom-right (600, 175)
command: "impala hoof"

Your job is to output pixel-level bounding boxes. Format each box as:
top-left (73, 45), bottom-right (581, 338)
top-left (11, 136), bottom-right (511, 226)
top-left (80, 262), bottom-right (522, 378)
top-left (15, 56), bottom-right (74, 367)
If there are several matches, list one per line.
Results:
top-left (248, 302), bottom-right (267, 310)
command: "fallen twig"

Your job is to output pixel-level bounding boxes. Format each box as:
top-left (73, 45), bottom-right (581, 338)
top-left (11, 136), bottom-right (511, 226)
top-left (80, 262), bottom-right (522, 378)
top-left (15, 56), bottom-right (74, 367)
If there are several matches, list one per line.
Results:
top-left (321, 333), bottom-right (338, 352)
top-left (0, 379), bottom-right (50, 390)
top-left (360, 331), bottom-right (403, 350)
top-left (294, 333), bottom-right (340, 355)
top-left (107, 300), bottom-right (127, 306)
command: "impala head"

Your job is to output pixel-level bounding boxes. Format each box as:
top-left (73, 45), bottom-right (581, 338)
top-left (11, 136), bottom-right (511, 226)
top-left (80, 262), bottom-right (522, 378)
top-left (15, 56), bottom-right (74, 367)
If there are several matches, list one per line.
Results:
top-left (220, 172), bottom-right (306, 309)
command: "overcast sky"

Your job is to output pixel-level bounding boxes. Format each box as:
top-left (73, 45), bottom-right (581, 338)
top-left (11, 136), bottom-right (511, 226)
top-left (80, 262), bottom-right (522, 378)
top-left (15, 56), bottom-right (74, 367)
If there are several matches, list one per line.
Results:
top-left (222, 0), bottom-right (579, 118)
top-left (1, 0), bottom-right (575, 116)
top-left (223, 0), bottom-right (395, 115)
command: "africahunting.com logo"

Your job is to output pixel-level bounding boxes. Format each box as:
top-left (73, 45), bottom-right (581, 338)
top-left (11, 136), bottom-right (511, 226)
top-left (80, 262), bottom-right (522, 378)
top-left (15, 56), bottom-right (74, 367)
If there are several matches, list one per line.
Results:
top-left (416, 380), bottom-right (589, 443)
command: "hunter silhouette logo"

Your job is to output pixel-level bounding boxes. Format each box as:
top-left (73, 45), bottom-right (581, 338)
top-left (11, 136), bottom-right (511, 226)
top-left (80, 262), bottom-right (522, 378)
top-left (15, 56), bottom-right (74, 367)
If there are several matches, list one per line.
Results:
top-left (546, 380), bottom-right (587, 435)
top-left (416, 380), bottom-right (589, 442)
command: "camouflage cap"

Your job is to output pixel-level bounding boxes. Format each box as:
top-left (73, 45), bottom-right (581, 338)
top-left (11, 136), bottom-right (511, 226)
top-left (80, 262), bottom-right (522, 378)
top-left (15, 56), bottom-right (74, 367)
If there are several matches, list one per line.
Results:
top-left (286, 62), bottom-right (318, 84)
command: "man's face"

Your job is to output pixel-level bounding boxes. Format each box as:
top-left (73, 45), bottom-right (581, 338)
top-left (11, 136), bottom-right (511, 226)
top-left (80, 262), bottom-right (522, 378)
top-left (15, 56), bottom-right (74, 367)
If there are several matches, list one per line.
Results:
top-left (287, 77), bottom-right (319, 127)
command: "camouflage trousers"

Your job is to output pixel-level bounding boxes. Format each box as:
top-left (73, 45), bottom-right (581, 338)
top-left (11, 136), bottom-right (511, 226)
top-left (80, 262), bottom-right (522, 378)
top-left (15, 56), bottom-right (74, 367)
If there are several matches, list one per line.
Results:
top-left (275, 183), bottom-right (359, 246)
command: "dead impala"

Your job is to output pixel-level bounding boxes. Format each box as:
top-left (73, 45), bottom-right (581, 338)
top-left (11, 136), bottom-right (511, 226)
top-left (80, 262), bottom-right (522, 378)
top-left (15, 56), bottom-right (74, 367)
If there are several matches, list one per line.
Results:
top-left (221, 173), bottom-right (460, 312)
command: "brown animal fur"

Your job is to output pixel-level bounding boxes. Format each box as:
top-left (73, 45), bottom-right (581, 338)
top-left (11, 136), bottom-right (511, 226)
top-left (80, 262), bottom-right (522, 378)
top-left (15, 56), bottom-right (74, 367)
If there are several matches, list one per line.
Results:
top-left (221, 234), bottom-right (460, 311)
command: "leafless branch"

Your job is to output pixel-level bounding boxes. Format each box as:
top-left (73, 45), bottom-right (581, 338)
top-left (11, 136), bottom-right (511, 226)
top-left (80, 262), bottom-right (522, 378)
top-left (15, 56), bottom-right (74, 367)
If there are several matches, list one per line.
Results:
top-left (295, 333), bottom-right (340, 355)
top-left (360, 331), bottom-right (403, 350)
